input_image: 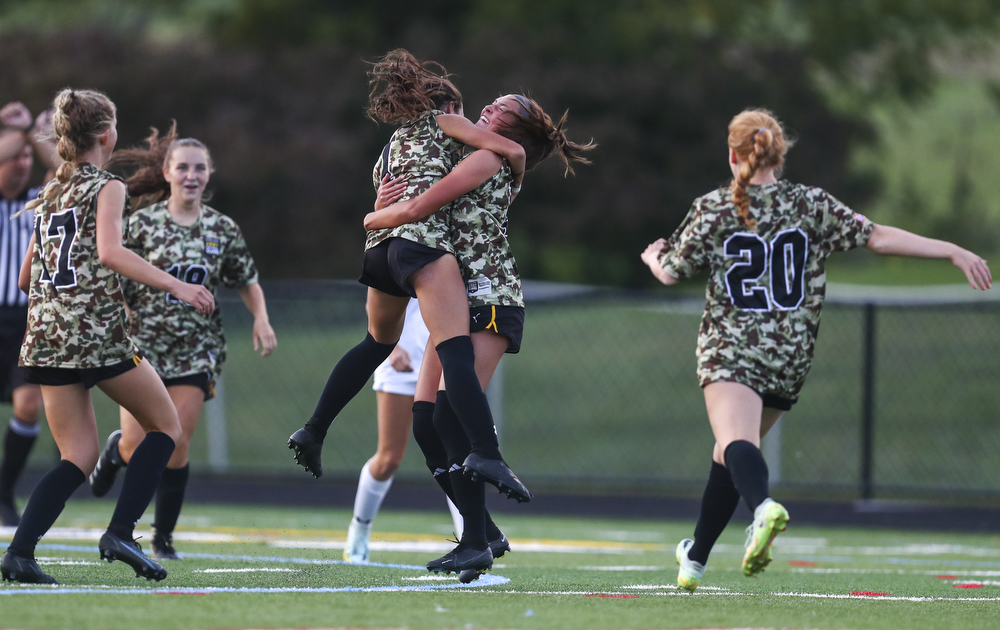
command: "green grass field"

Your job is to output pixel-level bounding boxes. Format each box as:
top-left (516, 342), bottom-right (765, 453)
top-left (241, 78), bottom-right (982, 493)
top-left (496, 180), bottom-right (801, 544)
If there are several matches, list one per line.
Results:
top-left (3, 501), bottom-right (1000, 630)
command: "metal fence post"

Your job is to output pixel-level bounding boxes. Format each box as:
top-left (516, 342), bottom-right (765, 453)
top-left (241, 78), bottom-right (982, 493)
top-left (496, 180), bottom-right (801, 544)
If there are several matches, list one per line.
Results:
top-left (205, 375), bottom-right (229, 472)
top-left (860, 303), bottom-right (876, 499)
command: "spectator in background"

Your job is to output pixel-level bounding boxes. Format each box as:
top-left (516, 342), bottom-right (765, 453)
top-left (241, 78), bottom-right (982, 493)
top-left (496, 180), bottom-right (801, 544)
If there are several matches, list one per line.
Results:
top-left (0, 102), bottom-right (57, 526)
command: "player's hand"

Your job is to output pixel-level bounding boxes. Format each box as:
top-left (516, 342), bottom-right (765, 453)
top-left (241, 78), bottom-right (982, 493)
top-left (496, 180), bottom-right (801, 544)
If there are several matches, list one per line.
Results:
top-left (641, 238), bottom-right (668, 268)
top-left (0, 102), bottom-right (32, 129)
top-left (173, 283), bottom-right (215, 314)
top-left (387, 346), bottom-right (413, 372)
top-left (253, 318), bottom-right (277, 357)
top-left (951, 249), bottom-right (992, 291)
top-left (375, 173), bottom-right (407, 210)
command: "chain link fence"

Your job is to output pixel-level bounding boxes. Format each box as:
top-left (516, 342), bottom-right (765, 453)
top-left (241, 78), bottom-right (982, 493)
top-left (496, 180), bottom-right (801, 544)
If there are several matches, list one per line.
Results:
top-left (23, 280), bottom-right (1000, 502)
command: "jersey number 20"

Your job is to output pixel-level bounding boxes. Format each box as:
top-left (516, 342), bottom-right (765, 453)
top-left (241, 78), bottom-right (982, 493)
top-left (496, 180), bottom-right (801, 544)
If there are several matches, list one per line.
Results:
top-left (724, 229), bottom-right (808, 311)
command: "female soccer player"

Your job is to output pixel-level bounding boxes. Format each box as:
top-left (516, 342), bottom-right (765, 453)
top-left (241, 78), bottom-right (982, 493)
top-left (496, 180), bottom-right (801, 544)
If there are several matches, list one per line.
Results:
top-left (366, 93), bottom-right (594, 578)
top-left (641, 108), bottom-right (992, 592)
top-left (287, 49), bottom-right (532, 503)
top-left (87, 125), bottom-right (277, 560)
top-left (0, 88), bottom-right (214, 584)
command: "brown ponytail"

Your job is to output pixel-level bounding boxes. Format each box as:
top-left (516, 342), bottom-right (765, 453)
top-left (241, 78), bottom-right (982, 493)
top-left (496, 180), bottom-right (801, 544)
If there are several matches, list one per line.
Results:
top-left (497, 94), bottom-right (595, 175)
top-left (49, 88), bottom-right (116, 193)
top-left (366, 49), bottom-right (462, 125)
top-left (727, 108), bottom-right (790, 229)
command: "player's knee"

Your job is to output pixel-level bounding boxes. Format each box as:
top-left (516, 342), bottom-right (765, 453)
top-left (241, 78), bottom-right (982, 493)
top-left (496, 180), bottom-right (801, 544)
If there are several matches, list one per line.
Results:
top-left (370, 453), bottom-right (402, 478)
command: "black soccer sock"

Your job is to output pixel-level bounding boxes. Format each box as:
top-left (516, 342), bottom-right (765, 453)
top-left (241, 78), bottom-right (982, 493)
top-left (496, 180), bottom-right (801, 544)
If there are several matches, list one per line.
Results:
top-left (307, 333), bottom-right (397, 440)
top-left (724, 440), bottom-right (770, 512)
top-left (689, 461), bottom-right (741, 565)
top-left (448, 466), bottom-right (487, 550)
top-left (0, 422), bottom-right (38, 503)
top-left (412, 401), bottom-right (447, 476)
top-left (9, 460), bottom-right (85, 558)
top-left (431, 390), bottom-right (473, 464)
top-left (107, 432), bottom-right (175, 540)
top-left (435, 336), bottom-right (500, 459)
top-left (153, 464), bottom-right (189, 536)
top-left (413, 399), bottom-right (499, 538)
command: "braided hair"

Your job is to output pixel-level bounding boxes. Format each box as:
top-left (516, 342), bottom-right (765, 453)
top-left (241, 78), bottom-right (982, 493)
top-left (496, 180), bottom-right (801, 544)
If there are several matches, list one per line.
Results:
top-left (727, 108), bottom-right (791, 229)
top-left (45, 88), bottom-right (116, 199)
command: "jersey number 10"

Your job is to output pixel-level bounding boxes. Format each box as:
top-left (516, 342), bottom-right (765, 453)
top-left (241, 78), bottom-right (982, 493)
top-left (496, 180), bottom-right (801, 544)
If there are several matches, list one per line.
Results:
top-left (165, 263), bottom-right (209, 304)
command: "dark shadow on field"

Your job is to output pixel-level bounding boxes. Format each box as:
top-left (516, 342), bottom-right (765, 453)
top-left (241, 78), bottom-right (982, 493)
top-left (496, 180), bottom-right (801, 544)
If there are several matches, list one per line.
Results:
top-left (26, 471), bottom-right (1000, 533)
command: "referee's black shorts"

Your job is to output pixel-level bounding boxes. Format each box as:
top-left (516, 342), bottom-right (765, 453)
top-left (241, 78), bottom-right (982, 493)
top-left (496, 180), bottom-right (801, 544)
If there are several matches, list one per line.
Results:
top-left (0, 306), bottom-right (30, 402)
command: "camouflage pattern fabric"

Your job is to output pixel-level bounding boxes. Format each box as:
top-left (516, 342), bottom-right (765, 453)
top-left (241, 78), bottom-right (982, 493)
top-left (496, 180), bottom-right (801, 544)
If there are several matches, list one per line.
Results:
top-left (450, 157), bottom-right (524, 308)
top-left (20, 163), bottom-right (137, 368)
top-left (366, 110), bottom-right (464, 253)
top-left (657, 180), bottom-right (874, 400)
top-left (123, 201), bottom-right (259, 380)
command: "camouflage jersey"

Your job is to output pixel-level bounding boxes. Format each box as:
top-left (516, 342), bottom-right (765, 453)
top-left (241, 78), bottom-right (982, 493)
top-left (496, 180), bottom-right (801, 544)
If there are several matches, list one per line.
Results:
top-left (365, 110), bottom-right (463, 253)
top-left (20, 163), bottom-right (137, 369)
top-left (122, 201), bottom-right (259, 380)
top-left (450, 158), bottom-right (524, 309)
top-left (657, 180), bottom-right (874, 400)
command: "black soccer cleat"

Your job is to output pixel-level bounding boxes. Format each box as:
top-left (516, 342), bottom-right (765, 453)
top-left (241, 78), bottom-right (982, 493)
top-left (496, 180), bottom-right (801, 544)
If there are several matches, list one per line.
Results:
top-left (1, 549), bottom-right (58, 584)
top-left (488, 531), bottom-right (511, 559)
top-left (150, 526), bottom-right (180, 560)
top-left (459, 531), bottom-right (510, 583)
top-left (0, 497), bottom-right (20, 527)
top-left (427, 543), bottom-right (493, 575)
top-left (89, 430), bottom-right (124, 497)
top-left (462, 453), bottom-right (531, 503)
top-left (287, 427), bottom-right (323, 478)
top-left (99, 530), bottom-right (168, 581)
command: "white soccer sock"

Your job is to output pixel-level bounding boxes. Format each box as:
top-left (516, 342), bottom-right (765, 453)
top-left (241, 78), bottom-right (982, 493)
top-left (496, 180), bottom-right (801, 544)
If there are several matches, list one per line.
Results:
top-left (352, 460), bottom-right (393, 524)
top-left (447, 496), bottom-right (464, 538)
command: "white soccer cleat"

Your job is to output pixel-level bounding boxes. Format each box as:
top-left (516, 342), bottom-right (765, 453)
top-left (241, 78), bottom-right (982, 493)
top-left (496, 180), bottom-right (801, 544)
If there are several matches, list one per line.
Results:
top-left (343, 518), bottom-right (371, 563)
top-left (675, 538), bottom-right (705, 592)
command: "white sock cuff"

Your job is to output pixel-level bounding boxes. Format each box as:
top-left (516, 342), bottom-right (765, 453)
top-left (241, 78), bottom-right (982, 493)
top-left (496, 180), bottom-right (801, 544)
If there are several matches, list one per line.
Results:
top-left (9, 418), bottom-right (40, 437)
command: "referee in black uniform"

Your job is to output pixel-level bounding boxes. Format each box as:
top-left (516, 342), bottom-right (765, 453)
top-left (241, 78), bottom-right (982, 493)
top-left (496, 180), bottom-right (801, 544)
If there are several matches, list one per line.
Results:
top-left (0, 101), bottom-right (57, 526)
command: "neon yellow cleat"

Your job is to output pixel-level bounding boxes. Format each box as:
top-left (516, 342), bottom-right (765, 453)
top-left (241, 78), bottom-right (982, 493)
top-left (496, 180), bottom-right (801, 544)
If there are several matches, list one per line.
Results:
top-left (742, 498), bottom-right (788, 577)
top-left (676, 538), bottom-right (705, 591)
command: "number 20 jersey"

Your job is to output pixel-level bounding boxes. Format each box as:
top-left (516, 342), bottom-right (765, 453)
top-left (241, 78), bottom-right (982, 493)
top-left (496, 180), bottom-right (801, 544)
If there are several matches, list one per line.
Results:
top-left (657, 180), bottom-right (874, 400)
top-left (20, 164), bottom-right (136, 368)
top-left (123, 201), bottom-right (259, 380)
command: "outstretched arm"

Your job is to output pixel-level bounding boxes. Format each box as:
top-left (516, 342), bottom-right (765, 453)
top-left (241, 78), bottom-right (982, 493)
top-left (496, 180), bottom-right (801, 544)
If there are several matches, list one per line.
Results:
top-left (436, 114), bottom-right (525, 188)
top-left (866, 224), bottom-right (992, 290)
top-left (364, 149), bottom-right (502, 230)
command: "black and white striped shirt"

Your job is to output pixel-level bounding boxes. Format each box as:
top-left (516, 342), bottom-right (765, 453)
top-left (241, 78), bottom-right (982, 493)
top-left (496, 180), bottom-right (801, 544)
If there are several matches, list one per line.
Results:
top-left (0, 186), bottom-right (39, 308)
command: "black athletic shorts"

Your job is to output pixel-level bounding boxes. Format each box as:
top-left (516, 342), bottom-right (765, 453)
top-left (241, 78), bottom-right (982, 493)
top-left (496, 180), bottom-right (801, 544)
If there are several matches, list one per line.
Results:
top-left (163, 372), bottom-right (215, 401)
top-left (761, 392), bottom-right (796, 411)
top-left (0, 306), bottom-right (30, 402)
top-left (470, 305), bottom-right (524, 354)
top-left (359, 238), bottom-right (447, 298)
top-left (25, 354), bottom-right (143, 389)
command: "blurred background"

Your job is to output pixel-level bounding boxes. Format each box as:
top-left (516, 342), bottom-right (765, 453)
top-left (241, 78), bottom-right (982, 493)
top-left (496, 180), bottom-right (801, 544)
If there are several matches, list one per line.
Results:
top-left (2, 0), bottom-right (999, 505)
